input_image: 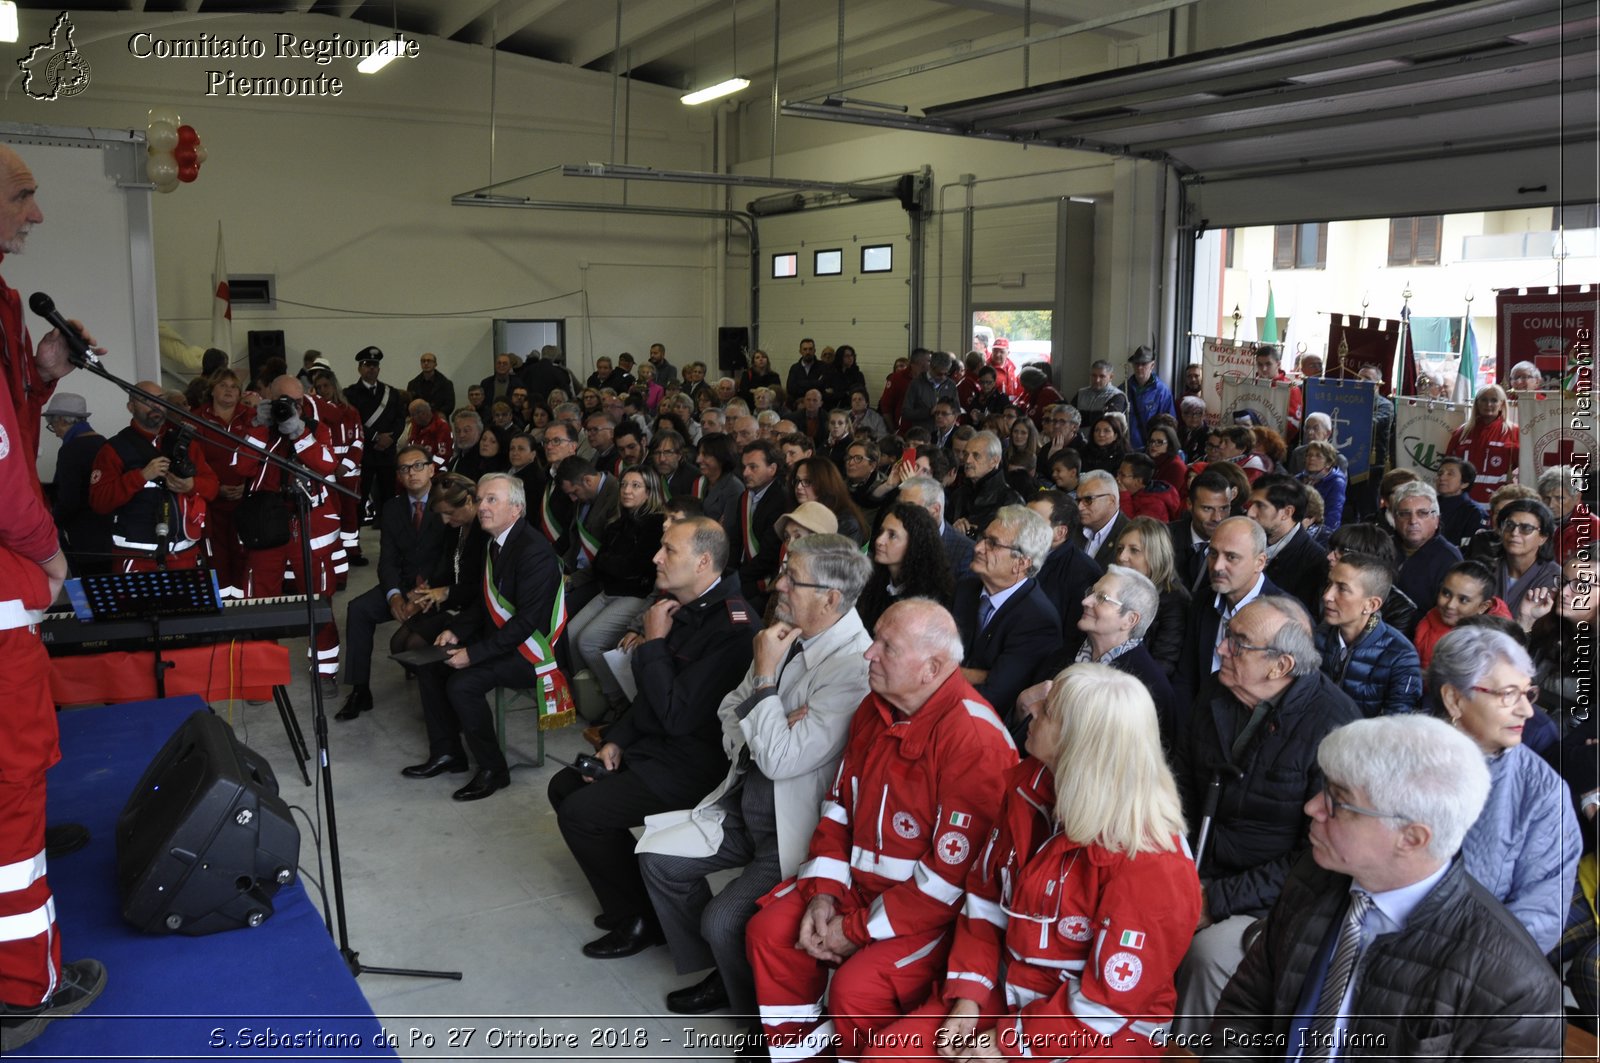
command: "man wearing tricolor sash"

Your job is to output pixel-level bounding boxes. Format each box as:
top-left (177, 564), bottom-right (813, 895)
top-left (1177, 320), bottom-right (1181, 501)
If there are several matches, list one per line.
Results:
top-left (403, 472), bottom-right (564, 802)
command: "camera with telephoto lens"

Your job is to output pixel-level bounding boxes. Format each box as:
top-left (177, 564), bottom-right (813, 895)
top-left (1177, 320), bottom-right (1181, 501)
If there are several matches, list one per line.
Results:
top-left (159, 425), bottom-right (197, 479)
top-left (268, 395), bottom-right (300, 425)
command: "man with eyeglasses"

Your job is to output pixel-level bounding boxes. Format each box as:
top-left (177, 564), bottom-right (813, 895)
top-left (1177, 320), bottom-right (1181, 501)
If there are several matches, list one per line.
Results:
top-left (954, 505), bottom-right (1062, 743)
top-left (336, 445), bottom-right (449, 720)
top-left (1036, 404), bottom-right (1083, 478)
top-left (442, 408), bottom-right (485, 481)
top-left (1214, 714), bottom-right (1563, 1057)
top-left (650, 429), bottom-right (696, 499)
top-left (1169, 595), bottom-right (1360, 1035)
top-left (1390, 481), bottom-right (1462, 625)
top-left (534, 423), bottom-right (580, 550)
top-left (585, 413), bottom-right (621, 476)
top-left (1069, 469), bottom-right (1128, 567)
top-left (637, 536), bottom-right (872, 1025)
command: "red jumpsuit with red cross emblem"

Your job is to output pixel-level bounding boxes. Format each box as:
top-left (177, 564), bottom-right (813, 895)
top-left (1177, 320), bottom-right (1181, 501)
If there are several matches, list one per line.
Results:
top-left (0, 265), bottom-right (67, 1007)
top-left (862, 758), bottom-right (1201, 1060)
top-left (745, 671), bottom-right (1016, 1062)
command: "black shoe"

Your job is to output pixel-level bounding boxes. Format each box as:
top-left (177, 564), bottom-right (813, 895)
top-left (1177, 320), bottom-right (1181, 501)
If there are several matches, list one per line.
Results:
top-left (349, 555), bottom-right (369, 567)
top-left (582, 916), bottom-right (664, 959)
top-left (44, 823), bottom-right (90, 858)
top-left (451, 769), bottom-right (510, 801)
top-left (400, 753), bottom-right (468, 778)
top-left (335, 687), bottom-right (372, 721)
top-left (593, 913), bottom-right (624, 931)
top-left (665, 970), bottom-right (729, 1014)
top-left (0, 958), bottom-right (107, 1052)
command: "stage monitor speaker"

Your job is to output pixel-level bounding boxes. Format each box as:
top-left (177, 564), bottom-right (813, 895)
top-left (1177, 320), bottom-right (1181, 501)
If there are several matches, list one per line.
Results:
top-left (718, 326), bottom-right (750, 374)
top-left (116, 709), bottom-right (300, 936)
top-left (246, 330), bottom-right (286, 383)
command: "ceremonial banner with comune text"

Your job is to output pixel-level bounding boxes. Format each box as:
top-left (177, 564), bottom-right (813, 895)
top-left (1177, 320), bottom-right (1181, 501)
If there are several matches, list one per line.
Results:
top-left (1394, 398), bottom-right (1468, 477)
top-left (1496, 285), bottom-right (1599, 384)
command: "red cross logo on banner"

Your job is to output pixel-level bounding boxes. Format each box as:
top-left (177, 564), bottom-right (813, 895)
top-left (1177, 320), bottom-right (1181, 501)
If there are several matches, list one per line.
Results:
top-left (1545, 438), bottom-right (1581, 468)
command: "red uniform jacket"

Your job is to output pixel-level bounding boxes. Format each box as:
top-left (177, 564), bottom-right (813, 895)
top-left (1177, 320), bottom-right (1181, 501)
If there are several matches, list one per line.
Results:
top-left (0, 265), bottom-right (59, 628)
top-left (1445, 416), bottom-right (1519, 505)
top-left (796, 670), bottom-right (1017, 948)
top-left (944, 759), bottom-right (1201, 1056)
top-left (405, 413), bottom-right (453, 465)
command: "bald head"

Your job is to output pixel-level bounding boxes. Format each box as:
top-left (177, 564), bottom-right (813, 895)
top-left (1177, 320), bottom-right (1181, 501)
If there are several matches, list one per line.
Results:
top-left (269, 375), bottom-right (305, 400)
top-left (0, 145), bottom-right (44, 254)
top-left (865, 599), bottom-right (966, 714)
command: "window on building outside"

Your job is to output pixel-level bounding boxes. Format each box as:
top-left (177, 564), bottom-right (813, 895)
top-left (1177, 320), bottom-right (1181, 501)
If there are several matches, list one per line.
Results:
top-left (1387, 216), bottom-right (1443, 266)
top-left (1272, 223), bottom-right (1327, 269)
top-left (1555, 203), bottom-right (1600, 230)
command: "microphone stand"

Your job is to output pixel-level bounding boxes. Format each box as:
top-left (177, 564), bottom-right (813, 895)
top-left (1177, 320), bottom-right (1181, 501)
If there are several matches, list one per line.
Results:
top-left (50, 337), bottom-right (459, 984)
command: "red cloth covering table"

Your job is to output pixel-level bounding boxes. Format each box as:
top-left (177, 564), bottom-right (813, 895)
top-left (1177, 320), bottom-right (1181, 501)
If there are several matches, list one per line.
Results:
top-left (49, 641), bottom-right (291, 707)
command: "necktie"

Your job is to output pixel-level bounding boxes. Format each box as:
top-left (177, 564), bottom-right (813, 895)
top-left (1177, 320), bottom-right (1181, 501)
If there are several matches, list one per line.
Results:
top-left (1192, 541), bottom-right (1211, 593)
top-left (1306, 891), bottom-right (1373, 1058)
top-left (490, 540), bottom-right (501, 567)
top-left (976, 593), bottom-right (995, 633)
top-left (412, 500), bottom-right (424, 530)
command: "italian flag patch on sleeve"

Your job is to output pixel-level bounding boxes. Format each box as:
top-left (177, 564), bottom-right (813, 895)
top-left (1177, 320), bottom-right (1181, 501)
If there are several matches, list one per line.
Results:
top-left (1119, 930), bottom-right (1146, 950)
top-left (948, 811), bottom-right (972, 828)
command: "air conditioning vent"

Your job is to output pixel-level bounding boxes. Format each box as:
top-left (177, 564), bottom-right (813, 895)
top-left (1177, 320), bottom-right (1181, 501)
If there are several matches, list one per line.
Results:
top-left (229, 275), bottom-right (275, 308)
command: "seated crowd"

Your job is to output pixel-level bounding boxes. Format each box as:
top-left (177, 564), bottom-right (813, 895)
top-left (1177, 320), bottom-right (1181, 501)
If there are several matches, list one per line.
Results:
top-left (84, 339), bottom-right (1593, 1057)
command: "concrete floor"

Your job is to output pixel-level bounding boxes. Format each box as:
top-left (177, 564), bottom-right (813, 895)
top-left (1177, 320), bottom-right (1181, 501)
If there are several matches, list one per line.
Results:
top-left (204, 529), bottom-right (749, 1061)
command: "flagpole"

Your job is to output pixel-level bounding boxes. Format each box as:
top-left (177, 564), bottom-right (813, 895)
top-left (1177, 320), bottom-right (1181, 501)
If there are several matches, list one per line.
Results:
top-left (1393, 283), bottom-right (1412, 394)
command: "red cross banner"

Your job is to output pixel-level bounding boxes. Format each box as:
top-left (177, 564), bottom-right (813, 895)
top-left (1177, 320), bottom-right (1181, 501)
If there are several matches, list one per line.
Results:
top-left (1219, 375), bottom-right (1291, 436)
top-left (1518, 391), bottom-right (1596, 486)
top-left (1198, 337), bottom-right (1259, 423)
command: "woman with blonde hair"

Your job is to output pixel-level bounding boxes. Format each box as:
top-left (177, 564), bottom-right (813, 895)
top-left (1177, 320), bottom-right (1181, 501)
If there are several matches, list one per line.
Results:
top-left (1445, 383), bottom-right (1519, 505)
top-left (1112, 515), bottom-right (1190, 678)
top-left (861, 664), bottom-right (1201, 1061)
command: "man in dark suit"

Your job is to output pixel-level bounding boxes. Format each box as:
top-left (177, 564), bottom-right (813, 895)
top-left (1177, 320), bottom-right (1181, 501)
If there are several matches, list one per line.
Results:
top-left (1070, 469), bottom-right (1130, 567)
top-left (1026, 490), bottom-right (1102, 634)
top-left (406, 351), bottom-right (455, 417)
top-left (479, 352), bottom-right (519, 407)
top-left (1173, 515), bottom-right (1283, 711)
top-left (952, 431), bottom-right (1022, 536)
top-left (549, 517), bottom-right (758, 958)
top-left (785, 338), bottom-right (834, 408)
top-left (1168, 468), bottom-right (1236, 594)
top-left (953, 504), bottom-right (1063, 743)
top-left (1248, 474), bottom-right (1330, 615)
top-left (337, 445), bottom-right (450, 720)
top-left (897, 474), bottom-right (973, 583)
top-left (553, 455), bottom-right (621, 588)
top-left (401, 471), bottom-right (564, 801)
top-left (728, 440), bottom-right (792, 615)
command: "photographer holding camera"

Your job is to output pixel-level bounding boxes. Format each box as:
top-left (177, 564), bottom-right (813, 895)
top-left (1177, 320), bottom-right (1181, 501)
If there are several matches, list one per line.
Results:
top-left (89, 380), bottom-right (218, 572)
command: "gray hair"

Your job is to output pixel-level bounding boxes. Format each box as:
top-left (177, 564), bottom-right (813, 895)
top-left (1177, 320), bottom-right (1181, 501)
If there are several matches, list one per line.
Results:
top-left (1509, 360), bottom-right (1542, 381)
top-left (1390, 481), bottom-right (1439, 511)
top-left (452, 407), bottom-right (484, 429)
top-left (884, 598), bottom-right (966, 665)
top-left (1427, 626), bottom-right (1535, 698)
top-left (1079, 468), bottom-right (1118, 497)
top-left (1318, 715), bottom-right (1491, 860)
top-left (1537, 465), bottom-right (1576, 495)
top-left (553, 402), bottom-right (583, 421)
top-left (788, 533), bottom-right (873, 613)
top-left (1303, 411), bottom-right (1332, 436)
top-left (1091, 359), bottom-right (1114, 374)
top-left (1104, 564), bottom-right (1161, 641)
top-left (1253, 594), bottom-right (1320, 677)
top-left (477, 471), bottom-right (526, 510)
top-left (931, 350), bottom-right (955, 374)
top-left (682, 515), bottom-right (731, 573)
top-left (1180, 395), bottom-right (1207, 414)
top-left (990, 505), bottom-right (1052, 576)
top-left (897, 475), bottom-right (946, 517)
top-left (1045, 403), bottom-right (1080, 427)
top-left (970, 430), bottom-right (1003, 461)
top-left (756, 409), bottom-right (781, 428)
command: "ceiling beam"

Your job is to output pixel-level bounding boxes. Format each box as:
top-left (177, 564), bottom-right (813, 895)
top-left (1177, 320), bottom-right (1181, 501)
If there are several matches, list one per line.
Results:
top-left (435, 0), bottom-right (505, 41)
top-left (488, 0), bottom-right (571, 45)
top-left (569, 0), bottom-right (729, 70)
top-left (922, 0), bottom-right (1149, 40)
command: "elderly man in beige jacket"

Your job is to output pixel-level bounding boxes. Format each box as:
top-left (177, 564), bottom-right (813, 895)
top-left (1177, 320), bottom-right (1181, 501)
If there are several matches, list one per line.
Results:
top-left (637, 533), bottom-right (873, 1023)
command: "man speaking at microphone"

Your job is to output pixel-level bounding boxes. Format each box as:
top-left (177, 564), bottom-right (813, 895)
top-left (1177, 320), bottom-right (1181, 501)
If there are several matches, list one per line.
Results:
top-left (0, 143), bottom-right (107, 1051)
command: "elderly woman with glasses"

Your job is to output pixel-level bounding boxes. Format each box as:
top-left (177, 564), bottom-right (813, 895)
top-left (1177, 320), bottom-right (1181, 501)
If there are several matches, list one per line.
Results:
top-left (1429, 626), bottom-right (1580, 954)
top-left (859, 665), bottom-right (1201, 1061)
top-left (1072, 566), bottom-right (1179, 737)
top-left (1494, 497), bottom-right (1561, 623)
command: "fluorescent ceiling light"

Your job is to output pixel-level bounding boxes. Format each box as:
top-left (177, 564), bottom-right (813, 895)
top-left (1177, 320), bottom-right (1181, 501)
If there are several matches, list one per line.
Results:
top-left (357, 39), bottom-right (403, 75)
top-left (681, 77), bottom-right (749, 106)
top-left (0, 2), bottom-right (18, 45)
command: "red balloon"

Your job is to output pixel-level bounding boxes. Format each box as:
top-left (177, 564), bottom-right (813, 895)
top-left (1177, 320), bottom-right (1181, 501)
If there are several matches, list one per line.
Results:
top-left (174, 145), bottom-right (197, 167)
top-left (176, 125), bottom-right (199, 147)
top-left (177, 163), bottom-right (199, 183)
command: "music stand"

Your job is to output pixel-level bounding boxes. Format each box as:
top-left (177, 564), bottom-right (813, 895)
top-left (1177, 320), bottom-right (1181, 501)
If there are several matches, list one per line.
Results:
top-left (69, 569), bottom-right (221, 698)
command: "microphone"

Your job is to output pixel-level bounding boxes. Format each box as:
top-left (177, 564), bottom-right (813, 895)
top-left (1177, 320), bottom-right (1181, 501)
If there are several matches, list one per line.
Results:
top-left (26, 292), bottom-right (100, 368)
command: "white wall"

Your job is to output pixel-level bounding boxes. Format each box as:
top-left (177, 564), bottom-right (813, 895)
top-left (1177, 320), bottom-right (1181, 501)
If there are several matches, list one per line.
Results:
top-left (4, 9), bottom-right (720, 396)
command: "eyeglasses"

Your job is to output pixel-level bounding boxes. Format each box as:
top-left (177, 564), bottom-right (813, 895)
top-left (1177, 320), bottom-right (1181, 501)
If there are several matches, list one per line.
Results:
top-left (794, 478), bottom-right (813, 487)
top-left (845, 453), bottom-right (871, 464)
top-left (654, 448), bottom-right (680, 458)
top-left (1087, 591), bottom-right (1125, 609)
top-left (1501, 521), bottom-right (1542, 537)
top-left (544, 438), bottom-right (575, 450)
top-left (977, 535), bottom-right (1025, 556)
top-left (777, 561), bottom-right (831, 592)
top-left (1220, 627), bottom-right (1277, 657)
top-left (1395, 508), bottom-right (1437, 522)
top-left (1076, 493), bottom-right (1115, 507)
top-left (1469, 683), bottom-right (1540, 707)
top-left (397, 460), bottom-right (432, 474)
top-left (1321, 784), bottom-right (1408, 822)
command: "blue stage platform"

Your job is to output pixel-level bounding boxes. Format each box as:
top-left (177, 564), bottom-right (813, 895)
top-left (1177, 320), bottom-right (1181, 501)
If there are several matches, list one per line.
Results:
top-left (13, 696), bottom-right (396, 1060)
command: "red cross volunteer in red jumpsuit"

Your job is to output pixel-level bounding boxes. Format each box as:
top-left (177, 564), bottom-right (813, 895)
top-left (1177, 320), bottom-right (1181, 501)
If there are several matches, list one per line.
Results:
top-left (0, 142), bottom-right (107, 1052)
top-left (745, 600), bottom-right (1016, 1062)
top-left (860, 665), bottom-right (1201, 1061)
top-left (309, 368), bottom-right (365, 577)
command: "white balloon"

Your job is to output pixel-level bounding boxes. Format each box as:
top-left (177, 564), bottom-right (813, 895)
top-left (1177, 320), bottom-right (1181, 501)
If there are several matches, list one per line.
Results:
top-left (147, 122), bottom-right (178, 153)
top-left (193, 143), bottom-right (208, 165)
top-left (154, 177), bottom-right (180, 194)
top-left (147, 106), bottom-right (182, 128)
top-left (147, 154), bottom-right (178, 184)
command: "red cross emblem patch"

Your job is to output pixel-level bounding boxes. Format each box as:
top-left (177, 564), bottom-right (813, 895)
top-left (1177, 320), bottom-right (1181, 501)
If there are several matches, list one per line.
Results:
top-left (1104, 951), bottom-right (1143, 991)
top-left (1057, 915), bottom-right (1092, 942)
top-left (892, 812), bottom-right (920, 840)
top-left (935, 830), bottom-right (970, 865)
